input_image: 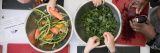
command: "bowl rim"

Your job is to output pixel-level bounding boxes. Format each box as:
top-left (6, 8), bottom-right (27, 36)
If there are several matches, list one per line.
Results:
top-left (24, 3), bottom-right (73, 52)
top-left (73, 1), bottom-right (122, 48)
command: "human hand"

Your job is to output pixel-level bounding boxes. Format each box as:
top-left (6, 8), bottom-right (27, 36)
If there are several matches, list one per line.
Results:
top-left (103, 32), bottom-right (116, 53)
top-left (129, 0), bottom-right (149, 14)
top-left (91, 0), bottom-right (103, 7)
top-left (84, 36), bottom-right (100, 53)
top-left (129, 18), bottom-right (156, 40)
top-left (47, 0), bottom-right (57, 13)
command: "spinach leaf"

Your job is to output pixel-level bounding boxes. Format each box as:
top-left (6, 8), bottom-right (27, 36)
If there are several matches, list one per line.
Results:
top-left (80, 5), bottom-right (117, 45)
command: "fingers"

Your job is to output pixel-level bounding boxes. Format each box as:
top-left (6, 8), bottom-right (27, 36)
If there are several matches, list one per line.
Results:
top-left (136, 3), bottom-right (145, 14)
top-left (94, 40), bottom-right (100, 46)
top-left (129, 18), bottom-right (149, 32)
top-left (129, 20), bottom-right (141, 31)
top-left (91, 36), bottom-right (100, 46)
top-left (47, 0), bottom-right (56, 13)
top-left (136, 7), bottom-right (141, 14)
top-left (103, 32), bottom-right (114, 42)
top-left (92, 0), bottom-right (103, 7)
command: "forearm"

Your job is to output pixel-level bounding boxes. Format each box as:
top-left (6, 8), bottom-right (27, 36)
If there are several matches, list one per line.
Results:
top-left (49, 0), bottom-right (57, 3)
top-left (49, 0), bottom-right (57, 2)
top-left (84, 48), bottom-right (91, 53)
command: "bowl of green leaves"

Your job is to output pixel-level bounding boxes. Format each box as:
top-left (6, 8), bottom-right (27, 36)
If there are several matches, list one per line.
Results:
top-left (74, 1), bottom-right (122, 47)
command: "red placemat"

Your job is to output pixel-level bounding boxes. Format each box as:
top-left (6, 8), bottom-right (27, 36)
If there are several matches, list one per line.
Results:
top-left (112, 0), bottom-right (149, 46)
top-left (0, 45), bottom-right (2, 53)
top-left (7, 43), bottom-right (70, 53)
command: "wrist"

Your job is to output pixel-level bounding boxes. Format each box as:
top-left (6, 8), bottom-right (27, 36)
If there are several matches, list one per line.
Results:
top-left (84, 49), bottom-right (90, 53)
top-left (84, 47), bottom-right (91, 53)
top-left (110, 48), bottom-right (116, 53)
top-left (49, 0), bottom-right (57, 3)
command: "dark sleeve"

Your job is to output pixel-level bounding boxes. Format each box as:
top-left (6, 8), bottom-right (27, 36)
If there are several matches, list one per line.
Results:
top-left (150, 0), bottom-right (160, 7)
top-left (108, 51), bottom-right (119, 53)
top-left (147, 33), bottom-right (160, 50)
top-left (56, 0), bottom-right (64, 6)
top-left (43, 0), bottom-right (64, 6)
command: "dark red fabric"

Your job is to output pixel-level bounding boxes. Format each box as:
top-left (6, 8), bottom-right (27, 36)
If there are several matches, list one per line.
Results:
top-left (0, 45), bottom-right (2, 53)
top-left (7, 43), bottom-right (69, 53)
top-left (113, 0), bottom-right (149, 46)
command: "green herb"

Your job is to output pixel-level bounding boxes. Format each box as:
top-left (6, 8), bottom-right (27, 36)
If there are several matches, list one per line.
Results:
top-left (80, 5), bottom-right (117, 45)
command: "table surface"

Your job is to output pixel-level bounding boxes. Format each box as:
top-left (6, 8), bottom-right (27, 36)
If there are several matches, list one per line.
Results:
top-left (1, 0), bottom-right (150, 53)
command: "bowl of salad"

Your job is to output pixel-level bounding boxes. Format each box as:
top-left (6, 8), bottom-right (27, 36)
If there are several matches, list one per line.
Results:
top-left (25, 3), bottom-right (72, 52)
top-left (74, 1), bottom-right (122, 47)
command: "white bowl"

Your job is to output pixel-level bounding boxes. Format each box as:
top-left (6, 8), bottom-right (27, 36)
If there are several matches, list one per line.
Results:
top-left (25, 3), bottom-right (73, 52)
top-left (74, 1), bottom-right (122, 48)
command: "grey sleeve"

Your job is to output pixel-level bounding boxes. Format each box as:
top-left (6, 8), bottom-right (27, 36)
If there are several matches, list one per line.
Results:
top-left (147, 33), bottom-right (160, 50)
top-left (150, 0), bottom-right (160, 7)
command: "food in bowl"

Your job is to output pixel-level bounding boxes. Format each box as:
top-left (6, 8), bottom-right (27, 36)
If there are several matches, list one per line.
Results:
top-left (26, 4), bottom-right (72, 52)
top-left (74, 1), bottom-right (122, 46)
top-left (80, 5), bottom-right (117, 45)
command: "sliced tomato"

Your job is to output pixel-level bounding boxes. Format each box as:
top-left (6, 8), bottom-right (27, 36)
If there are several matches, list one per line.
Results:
top-left (35, 29), bottom-right (40, 39)
top-left (28, 29), bottom-right (36, 45)
top-left (50, 27), bottom-right (59, 35)
top-left (48, 7), bottom-right (63, 20)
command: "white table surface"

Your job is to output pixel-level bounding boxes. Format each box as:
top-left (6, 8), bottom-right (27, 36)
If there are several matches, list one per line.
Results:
top-left (1, 0), bottom-right (150, 53)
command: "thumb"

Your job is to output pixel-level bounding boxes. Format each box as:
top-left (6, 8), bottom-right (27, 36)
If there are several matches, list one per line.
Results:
top-left (103, 32), bottom-right (108, 40)
top-left (136, 7), bottom-right (141, 14)
top-left (95, 40), bottom-right (100, 46)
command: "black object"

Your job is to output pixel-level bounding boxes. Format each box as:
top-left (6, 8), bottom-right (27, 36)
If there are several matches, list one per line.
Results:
top-left (42, 0), bottom-right (64, 6)
top-left (77, 46), bottom-right (140, 53)
top-left (136, 15), bottom-right (147, 23)
top-left (150, 0), bottom-right (160, 8)
top-left (2, 0), bottom-right (35, 10)
top-left (43, 0), bottom-right (49, 3)
top-left (150, 48), bottom-right (160, 53)
top-left (57, 0), bottom-right (64, 7)
top-left (77, 46), bottom-right (109, 53)
top-left (2, 0), bottom-right (64, 10)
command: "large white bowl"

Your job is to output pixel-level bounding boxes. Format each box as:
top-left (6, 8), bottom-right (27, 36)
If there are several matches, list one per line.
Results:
top-left (25, 3), bottom-right (73, 52)
top-left (74, 1), bottom-right (122, 48)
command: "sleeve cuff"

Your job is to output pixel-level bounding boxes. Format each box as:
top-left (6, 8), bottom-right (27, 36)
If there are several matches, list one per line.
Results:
top-left (147, 33), bottom-right (159, 46)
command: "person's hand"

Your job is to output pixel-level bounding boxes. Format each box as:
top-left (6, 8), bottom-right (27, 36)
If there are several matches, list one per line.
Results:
top-left (84, 36), bottom-right (100, 53)
top-left (129, 0), bottom-right (149, 14)
top-left (91, 0), bottom-right (103, 7)
top-left (129, 18), bottom-right (156, 40)
top-left (47, 0), bottom-right (57, 13)
top-left (103, 32), bottom-right (116, 53)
